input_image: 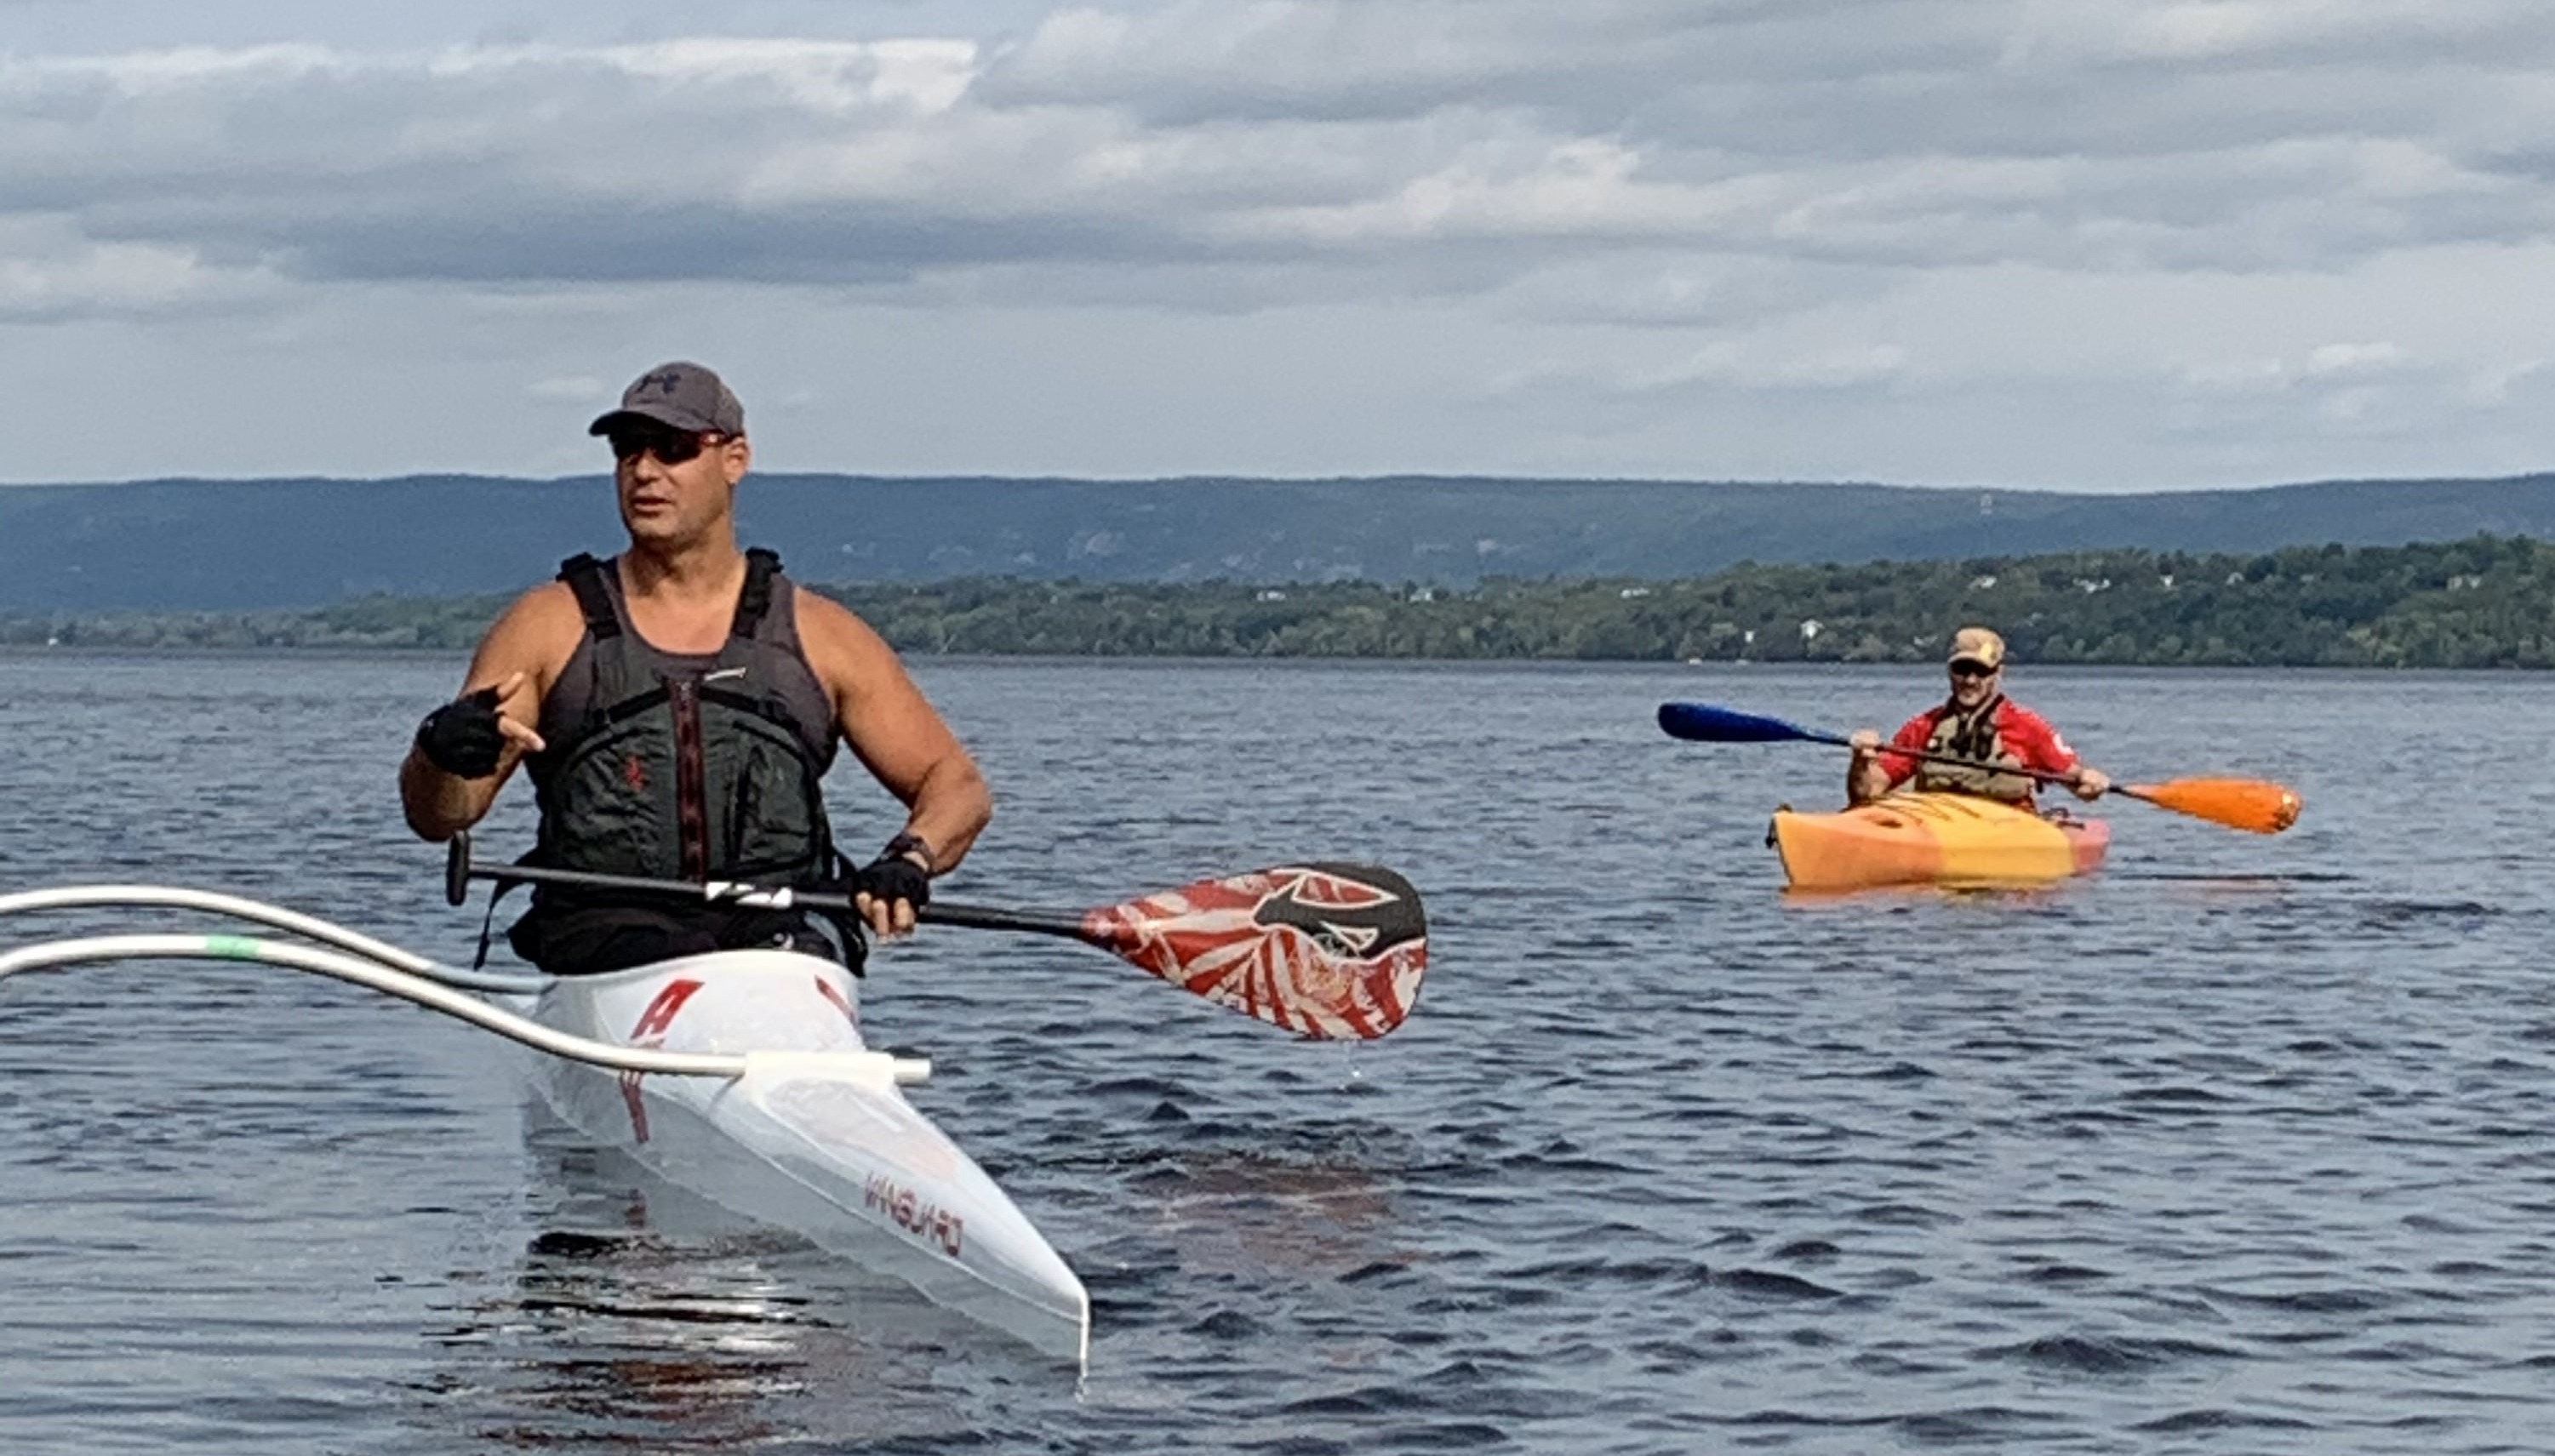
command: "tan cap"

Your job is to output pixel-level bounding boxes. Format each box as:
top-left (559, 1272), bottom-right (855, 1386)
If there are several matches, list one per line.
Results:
top-left (1947, 626), bottom-right (2006, 671)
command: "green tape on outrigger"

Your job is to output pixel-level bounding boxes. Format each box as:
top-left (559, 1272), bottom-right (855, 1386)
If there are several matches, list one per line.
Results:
top-left (203, 934), bottom-right (264, 961)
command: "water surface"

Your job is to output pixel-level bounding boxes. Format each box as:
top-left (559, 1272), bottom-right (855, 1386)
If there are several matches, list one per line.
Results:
top-left (3, 654), bottom-right (2551, 1453)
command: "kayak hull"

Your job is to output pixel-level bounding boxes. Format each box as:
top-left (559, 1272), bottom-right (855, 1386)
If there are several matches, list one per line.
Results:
top-left (1770, 793), bottom-right (2109, 892)
top-left (521, 950), bottom-right (1090, 1364)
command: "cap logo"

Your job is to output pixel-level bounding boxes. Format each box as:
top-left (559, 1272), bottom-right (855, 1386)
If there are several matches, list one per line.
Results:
top-left (638, 370), bottom-right (684, 395)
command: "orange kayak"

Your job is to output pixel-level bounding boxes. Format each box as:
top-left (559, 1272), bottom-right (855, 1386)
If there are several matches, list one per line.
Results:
top-left (1769, 792), bottom-right (2109, 892)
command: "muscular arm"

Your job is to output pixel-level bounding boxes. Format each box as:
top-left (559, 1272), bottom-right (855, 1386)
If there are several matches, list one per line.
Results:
top-left (797, 588), bottom-right (992, 873)
top-left (397, 584), bottom-right (579, 842)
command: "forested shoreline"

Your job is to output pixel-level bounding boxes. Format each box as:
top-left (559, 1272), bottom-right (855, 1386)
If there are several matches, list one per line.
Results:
top-left (7, 534), bottom-right (2552, 668)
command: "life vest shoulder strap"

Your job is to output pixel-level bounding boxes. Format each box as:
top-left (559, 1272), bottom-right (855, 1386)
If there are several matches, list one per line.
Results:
top-left (557, 553), bottom-right (623, 641)
top-left (731, 548), bottom-right (782, 640)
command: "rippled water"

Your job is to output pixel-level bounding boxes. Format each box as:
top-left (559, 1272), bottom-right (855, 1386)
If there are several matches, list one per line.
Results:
top-left (5, 651), bottom-right (2553, 1453)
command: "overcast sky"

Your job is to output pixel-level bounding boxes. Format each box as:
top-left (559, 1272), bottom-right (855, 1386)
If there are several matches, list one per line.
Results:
top-left (5, 1), bottom-right (2552, 489)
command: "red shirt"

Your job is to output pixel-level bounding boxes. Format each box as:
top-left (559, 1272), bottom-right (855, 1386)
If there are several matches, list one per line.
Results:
top-left (1878, 699), bottom-right (2079, 791)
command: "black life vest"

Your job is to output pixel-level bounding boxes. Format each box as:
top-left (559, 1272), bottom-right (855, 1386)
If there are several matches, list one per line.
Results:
top-left (506, 549), bottom-right (846, 974)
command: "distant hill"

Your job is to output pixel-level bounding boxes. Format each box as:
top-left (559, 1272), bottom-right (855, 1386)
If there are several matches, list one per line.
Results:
top-left (18, 537), bottom-right (2552, 670)
top-left (3, 471), bottom-right (2552, 610)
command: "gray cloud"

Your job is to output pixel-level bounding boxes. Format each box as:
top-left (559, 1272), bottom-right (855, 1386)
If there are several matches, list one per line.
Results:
top-left (7, 7), bottom-right (2550, 299)
top-left (1, 2), bottom-right (2552, 488)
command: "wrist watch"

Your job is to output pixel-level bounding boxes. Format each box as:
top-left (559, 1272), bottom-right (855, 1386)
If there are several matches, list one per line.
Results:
top-left (881, 831), bottom-right (937, 874)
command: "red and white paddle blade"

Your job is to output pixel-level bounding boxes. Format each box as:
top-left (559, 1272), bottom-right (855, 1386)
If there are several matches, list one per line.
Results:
top-left (1082, 864), bottom-right (1427, 1039)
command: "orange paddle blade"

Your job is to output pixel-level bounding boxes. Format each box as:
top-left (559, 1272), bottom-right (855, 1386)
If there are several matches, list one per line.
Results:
top-left (2123, 778), bottom-right (2302, 834)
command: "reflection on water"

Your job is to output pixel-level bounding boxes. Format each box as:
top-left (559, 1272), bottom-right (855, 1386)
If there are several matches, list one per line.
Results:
top-left (2112, 871), bottom-right (2357, 883)
top-left (1131, 1145), bottom-right (1415, 1282)
top-left (405, 1111), bottom-right (1037, 1453)
top-left (425, 1231), bottom-right (818, 1452)
top-left (1777, 881), bottom-right (2080, 905)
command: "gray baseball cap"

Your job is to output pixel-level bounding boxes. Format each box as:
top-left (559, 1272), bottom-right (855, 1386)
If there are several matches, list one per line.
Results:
top-left (586, 361), bottom-right (746, 437)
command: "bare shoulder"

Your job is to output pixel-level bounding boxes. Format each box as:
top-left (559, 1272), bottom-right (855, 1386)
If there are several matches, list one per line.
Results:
top-left (792, 583), bottom-right (890, 652)
top-left (470, 580), bottom-right (586, 685)
top-left (492, 580), bottom-right (585, 647)
top-left (791, 585), bottom-right (903, 688)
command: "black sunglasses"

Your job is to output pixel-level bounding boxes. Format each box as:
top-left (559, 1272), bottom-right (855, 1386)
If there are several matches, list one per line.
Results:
top-left (606, 425), bottom-right (717, 465)
top-left (1948, 660), bottom-right (1997, 680)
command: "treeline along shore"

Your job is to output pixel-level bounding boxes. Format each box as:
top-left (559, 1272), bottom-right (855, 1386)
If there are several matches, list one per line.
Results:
top-left (7, 534), bottom-right (2552, 668)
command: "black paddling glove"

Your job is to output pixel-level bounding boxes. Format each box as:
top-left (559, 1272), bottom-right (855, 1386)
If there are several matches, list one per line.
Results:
top-left (855, 854), bottom-right (933, 911)
top-left (414, 686), bottom-right (506, 779)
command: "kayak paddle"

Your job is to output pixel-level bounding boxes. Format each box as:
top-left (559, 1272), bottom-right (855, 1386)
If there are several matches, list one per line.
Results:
top-left (443, 833), bottom-right (1426, 1040)
top-left (1656, 701), bottom-right (2302, 835)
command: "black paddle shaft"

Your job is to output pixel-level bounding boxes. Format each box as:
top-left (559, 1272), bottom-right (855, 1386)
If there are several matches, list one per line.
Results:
top-left (1743, 722), bottom-right (2088, 788)
top-left (442, 832), bottom-right (1090, 941)
top-left (1852, 739), bottom-right (2088, 789)
top-left (1657, 703), bottom-right (2090, 789)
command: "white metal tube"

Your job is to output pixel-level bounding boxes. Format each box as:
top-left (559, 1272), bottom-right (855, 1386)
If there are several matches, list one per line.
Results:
top-left (0, 884), bottom-right (547, 994)
top-left (0, 934), bottom-right (931, 1084)
top-left (0, 934), bottom-right (746, 1076)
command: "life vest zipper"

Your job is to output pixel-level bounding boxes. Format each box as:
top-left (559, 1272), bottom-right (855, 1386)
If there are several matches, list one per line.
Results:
top-left (670, 674), bottom-right (709, 881)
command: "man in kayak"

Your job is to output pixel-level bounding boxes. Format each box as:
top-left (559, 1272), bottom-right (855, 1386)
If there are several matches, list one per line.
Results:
top-left (1845, 626), bottom-right (2112, 809)
top-left (397, 360), bottom-right (992, 974)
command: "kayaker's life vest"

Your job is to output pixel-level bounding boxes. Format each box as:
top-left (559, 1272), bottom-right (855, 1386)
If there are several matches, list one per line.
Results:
top-left (506, 550), bottom-right (847, 975)
top-left (1911, 694), bottom-right (2040, 804)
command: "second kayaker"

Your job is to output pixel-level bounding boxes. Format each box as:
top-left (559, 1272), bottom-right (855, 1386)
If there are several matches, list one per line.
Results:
top-left (1845, 626), bottom-right (2112, 809)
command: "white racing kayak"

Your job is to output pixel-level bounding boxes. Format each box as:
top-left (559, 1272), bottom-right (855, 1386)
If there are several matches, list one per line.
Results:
top-left (0, 885), bottom-right (1086, 1365)
top-left (523, 948), bottom-right (1087, 1361)
top-left (0, 852), bottom-right (1429, 1369)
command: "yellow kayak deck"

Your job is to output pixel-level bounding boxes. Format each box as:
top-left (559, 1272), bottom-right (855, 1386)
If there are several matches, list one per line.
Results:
top-left (1769, 792), bottom-right (2110, 892)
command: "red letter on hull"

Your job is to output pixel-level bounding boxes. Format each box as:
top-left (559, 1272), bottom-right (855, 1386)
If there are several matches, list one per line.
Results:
top-left (864, 1173), bottom-right (965, 1259)
top-left (619, 979), bottom-right (706, 1143)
